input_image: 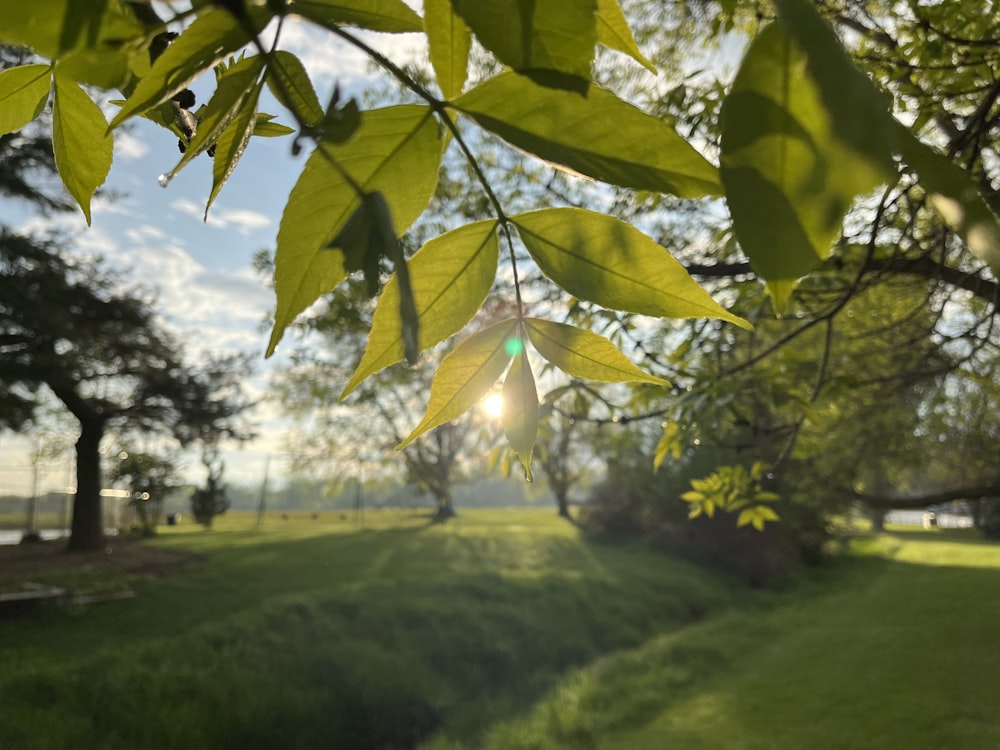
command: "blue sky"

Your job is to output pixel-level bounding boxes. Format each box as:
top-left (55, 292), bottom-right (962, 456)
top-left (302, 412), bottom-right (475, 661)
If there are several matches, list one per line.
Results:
top-left (0, 19), bottom-right (430, 497)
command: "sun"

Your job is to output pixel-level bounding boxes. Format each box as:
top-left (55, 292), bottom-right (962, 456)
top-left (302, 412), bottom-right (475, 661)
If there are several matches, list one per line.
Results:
top-left (483, 393), bottom-right (504, 419)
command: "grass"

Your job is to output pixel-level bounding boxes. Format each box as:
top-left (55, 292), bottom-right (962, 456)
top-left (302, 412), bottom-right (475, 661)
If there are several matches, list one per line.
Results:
top-left (3, 513), bottom-right (999, 749)
top-left (477, 527), bottom-right (1000, 749)
top-left (0, 510), bottom-right (732, 749)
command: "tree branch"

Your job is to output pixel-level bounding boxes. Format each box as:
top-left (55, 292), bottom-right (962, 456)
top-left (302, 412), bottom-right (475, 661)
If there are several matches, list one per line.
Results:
top-left (848, 483), bottom-right (1000, 510)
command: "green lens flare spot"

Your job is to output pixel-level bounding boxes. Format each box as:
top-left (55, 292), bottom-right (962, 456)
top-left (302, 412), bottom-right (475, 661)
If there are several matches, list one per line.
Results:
top-left (505, 337), bottom-right (524, 356)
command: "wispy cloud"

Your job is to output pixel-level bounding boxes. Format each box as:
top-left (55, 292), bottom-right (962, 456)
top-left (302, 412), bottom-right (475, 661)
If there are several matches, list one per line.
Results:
top-left (171, 198), bottom-right (272, 235)
top-left (114, 132), bottom-right (150, 161)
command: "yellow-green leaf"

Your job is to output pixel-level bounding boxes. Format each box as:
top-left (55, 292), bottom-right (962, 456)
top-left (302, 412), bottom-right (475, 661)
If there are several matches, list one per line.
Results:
top-left (162, 55), bottom-right (264, 186)
top-left (289, 0), bottom-right (423, 34)
top-left (268, 105), bottom-right (442, 356)
top-left (398, 319), bottom-right (517, 449)
top-left (0, 0), bottom-right (143, 60)
top-left (342, 219), bottom-right (499, 398)
top-left (774, 0), bottom-right (1000, 277)
top-left (653, 420), bottom-right (681, 472)
top-left (109, 9), bottom-right (256, 130)
top-left (450, 0), bottom-right (597, 93)
top-left (595, 0), bottom-right (655, 73)
top-left (453, 72), bottom-right (720, 198)
top-left (525, 318), bottom-right (669, 386)
top-left (52, 70), bottom-right (112, 225)
top-left (266, 50), bottom-right (324, 127)
top-left (501, 349), bottom-right (538, 481)
top-left (0, 65), bottom-right (50, 136)
top-left (206, 80), bottom-right (263, 216)
top-left (425, 0), bottom-right (471, 99)
top-left (512, 208), bottom-right (750, 328)
top-left (253, 114), bottom-right (295, 137)
top-left (720, 22), bottom-right (891, 313)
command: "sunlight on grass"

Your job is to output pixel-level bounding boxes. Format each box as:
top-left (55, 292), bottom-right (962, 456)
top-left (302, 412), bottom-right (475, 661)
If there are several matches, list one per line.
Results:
top-left (479, 532), bottom-right (1000, 750)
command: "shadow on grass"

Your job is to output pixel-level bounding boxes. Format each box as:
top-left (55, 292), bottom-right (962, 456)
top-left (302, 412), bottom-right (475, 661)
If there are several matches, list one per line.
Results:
top-left (0, 517), bottom-right (732, 750)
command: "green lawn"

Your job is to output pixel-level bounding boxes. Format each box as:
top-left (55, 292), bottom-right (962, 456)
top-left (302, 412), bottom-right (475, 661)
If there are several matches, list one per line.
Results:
top-left (0, 510), bottom-right (732, 749)
top-left (2, 513), bottom-right (998, 749)
top-left (480, 529), bottom-right (1000, 750)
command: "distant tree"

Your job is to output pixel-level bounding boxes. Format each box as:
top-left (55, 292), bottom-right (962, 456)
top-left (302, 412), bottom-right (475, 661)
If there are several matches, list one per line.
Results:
top-left (190, 447), bottom-right (230, 528)
top-left (108, 450), bottom-right (180, 536)
top-left (0, 234), bottom-right (253, 551)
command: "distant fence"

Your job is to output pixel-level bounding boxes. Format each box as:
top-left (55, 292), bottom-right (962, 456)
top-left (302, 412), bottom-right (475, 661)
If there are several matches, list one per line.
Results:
top-left (0, 491), bottom-right (128, 531)
top-left (885, 510), bottom-right (975, 529)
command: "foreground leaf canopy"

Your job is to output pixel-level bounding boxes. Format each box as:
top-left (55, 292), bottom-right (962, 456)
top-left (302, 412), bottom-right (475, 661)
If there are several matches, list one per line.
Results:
top-left (721, 22), bottom-right (891, 312)
top-left (3, 0), bottom-right (997, 498)
top-left (400, 319), bottom-right (519, 448)
top-left (452, 73), bottom-right (721, 198)
top-left (512, 208), bottom-right (750, 328)
top-left (268, 105), bottom-right (443, 356)
top-left (342, 219), bottom-right (500, 398)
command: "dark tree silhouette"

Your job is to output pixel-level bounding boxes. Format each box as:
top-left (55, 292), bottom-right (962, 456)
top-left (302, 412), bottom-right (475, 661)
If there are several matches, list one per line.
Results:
top-left (0, 233), bottom-right (252, 550)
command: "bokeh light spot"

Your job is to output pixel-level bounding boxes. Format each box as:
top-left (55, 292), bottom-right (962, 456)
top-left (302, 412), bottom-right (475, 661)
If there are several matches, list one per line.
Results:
top-left (505, 337), bottom-right (524, 356)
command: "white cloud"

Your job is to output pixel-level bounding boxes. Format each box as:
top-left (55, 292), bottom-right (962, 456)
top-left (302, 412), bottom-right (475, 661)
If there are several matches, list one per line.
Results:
top-left (275, 20), bottom-right (429, 93)
top-left (114, 132), bottom-right (150, 161)
top-left (171, 198), bottom-right (272, 235)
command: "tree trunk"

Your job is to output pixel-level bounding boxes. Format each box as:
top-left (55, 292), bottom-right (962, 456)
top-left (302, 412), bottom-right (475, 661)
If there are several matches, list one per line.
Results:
top-left (972, 499), bottom-right (984, 529)
top-left (67, 417), bottom-right (105, 551)
top-left (869, 506), bottom-right (886, 532)
top-left (556, 491), bottom-right (571, 520)
top-left (431, 493), bottom-right (456, 523)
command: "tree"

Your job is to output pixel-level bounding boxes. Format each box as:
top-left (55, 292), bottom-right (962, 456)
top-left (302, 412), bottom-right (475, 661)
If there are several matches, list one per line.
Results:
top-left (1, 0), bottom-right (998, 530)
top-left (0, 234), bottom-right (253, 550)
top-left (190, 447), bottom-right (230, 528)
top-left (108, 450), bottom-right (180, 536)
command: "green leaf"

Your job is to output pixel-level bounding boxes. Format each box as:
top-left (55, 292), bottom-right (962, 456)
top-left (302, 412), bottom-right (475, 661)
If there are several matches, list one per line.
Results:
top-left (680, 491), bottom-right (704, 503)
top-left (756, 505), bottom-right (780, 522)
top-left (525, 318), bottom-right (669, 386)
top-left (450, 0), bottom-right (597, 93)
top-left (595, 0), bottom-right (655, 73)
top-left (289, 0), bottom-right (423, 33)
top-left (266, 50), bottom-right (324, 127)
top-left (162, 55), bottom-right (264, 186)
top-left (774, 0), bottom-right (1000, 277)
top-left (398, 318), bottom-right (517, 449)
top-left (736, 508), bottom-right (755, 528)
top-left (206, 80), bottom-right (263, 216)
top-left (754, 491), bottom-right (780, 503)
top-left (253, 114), bottom-right (295, 137)
top-left (502, 349), bottom-right (539, 481)
top-left (0, 0), bottom-right (143, 60)
top-left (342, 219), bottom-right (500, 398)
top-left (512, 208), bottom-right (750, 328)
top-left (56, 47), bottom-right (130, 88)
top-left (453, 72), bottom-right (720, 197)
top-left (424, 0), bottom-right (471, 99)
top-left (267, 105), bottom-right (442, 357)
top-left (894, 139), bottom-right (1000, 276)
top-left (720, 23), bottom-right (891, 313)
top-left (0, 65), bottom-right (51, 137)
top-left (770, 0), bottom-right (898, 177)
top-left (109, 9), bottom-right (256, 130)
top-left (51, 70), bottom-right (112, 225)
top-left (653, 420), bottom-right (681, 473)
